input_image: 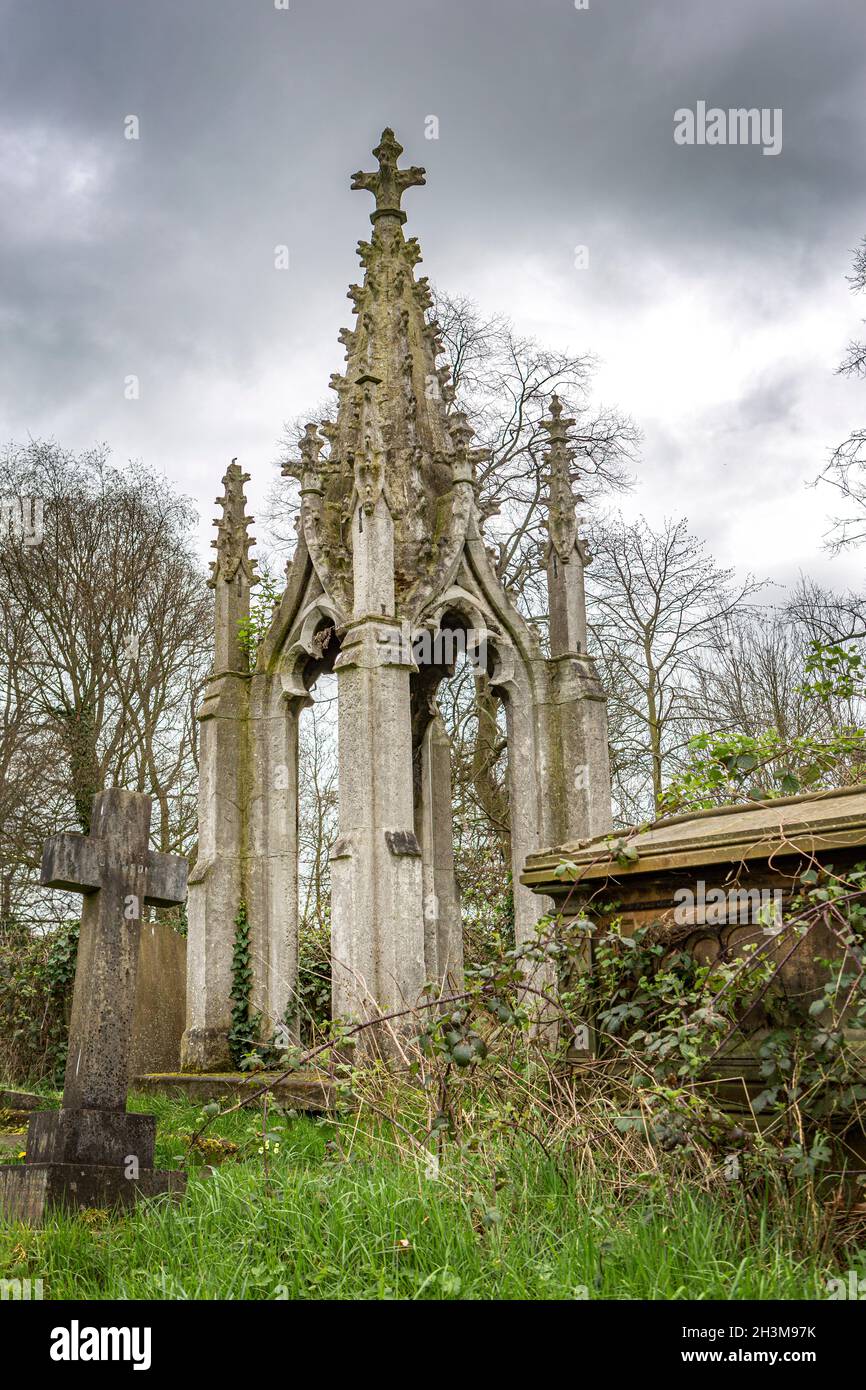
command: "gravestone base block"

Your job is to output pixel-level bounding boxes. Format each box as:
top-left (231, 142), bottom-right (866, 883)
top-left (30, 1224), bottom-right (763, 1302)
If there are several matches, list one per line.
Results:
top-left (0, 1161), bottom-right (186, 1225)
top-left (26, 1109), bottom-right (156, 1168)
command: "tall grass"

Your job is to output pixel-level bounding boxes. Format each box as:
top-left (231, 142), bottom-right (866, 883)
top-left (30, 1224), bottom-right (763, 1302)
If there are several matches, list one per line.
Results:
top-left (0, 1092), bottom-right (854, 1300)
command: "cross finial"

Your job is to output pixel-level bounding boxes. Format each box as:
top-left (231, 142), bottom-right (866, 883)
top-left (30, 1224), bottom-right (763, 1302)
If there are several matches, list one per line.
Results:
top-left (350, 128), bottom-right (426, 225)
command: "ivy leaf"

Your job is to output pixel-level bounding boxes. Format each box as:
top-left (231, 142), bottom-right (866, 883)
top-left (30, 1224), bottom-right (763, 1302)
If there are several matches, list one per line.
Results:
top-left (752, 1087), bottom-right (779, 1113)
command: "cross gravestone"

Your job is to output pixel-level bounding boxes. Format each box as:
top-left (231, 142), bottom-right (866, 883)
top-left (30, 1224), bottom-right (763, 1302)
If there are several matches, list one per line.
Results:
top-left (0, 789), bottom-right (189, 1223)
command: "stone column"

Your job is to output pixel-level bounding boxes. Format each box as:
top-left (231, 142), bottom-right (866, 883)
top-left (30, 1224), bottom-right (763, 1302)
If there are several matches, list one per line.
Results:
top-left (503, 692), bottom-right (548, 947)
top-left (182, 462), bottom-right (255, 1072)
top-left (246, 675), bottom-right (304, 1041)
top-left (542, 397), bottom-right (613, 842)
top-left (546, 522), bottom-right (613, 841)
top-left (330, 422), bottom-right (426, 1029)
top-left (331, 612), bottom-right (426, 1028)
top-left (548, 538), bottom-right (588, 655)
top-left (496, 659), bottom-right (560, 1036)
top-left (182, 675), bottom-right (248, 1071)
top-left (417, 709), bottom-right (463, 992)
top-left (548, 651), bottom-right (613, 842)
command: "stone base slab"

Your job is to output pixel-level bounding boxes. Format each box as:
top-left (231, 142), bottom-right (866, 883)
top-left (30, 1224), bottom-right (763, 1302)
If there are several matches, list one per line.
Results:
top-left (0, 1089), bottom-right (45, 1111)
top-left (135, 1071), bottom-right (335, 1111)
top-left (0, 1162), bottom-right (186, 1224)
top-left (180, 1027), bottom-right (234, 1073)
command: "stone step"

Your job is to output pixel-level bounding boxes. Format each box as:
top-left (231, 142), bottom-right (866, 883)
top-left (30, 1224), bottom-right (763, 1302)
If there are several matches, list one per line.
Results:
top-left (134, 1071), bottom-right (335, 1112)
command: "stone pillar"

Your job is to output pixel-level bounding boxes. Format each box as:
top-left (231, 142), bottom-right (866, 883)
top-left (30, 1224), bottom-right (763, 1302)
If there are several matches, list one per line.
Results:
top-left (330, 435), bottom-right (426, 1029)
top-left (547, 540), bottom-right (588, 656)
top-left (331, 613), bottom-right (426, 1027)
top-left (496, 661), bottom-right (559, 1035)
top-left (548, 652), bottom-right (613, 842)
top-left (182, 673), bottom-right (248, 1071)
top-left (545, 527), bottom-right (612, 841)
top-left (246, 676), bottom-right (304, 1041)
top-left (542, 396), bottom-right (613, 842)
top-left (417, 709), bottom-right (463, 993)
top-left (503, 692), bottom-right (549, 949)
top-left (182, 462), bottom-right (255, 1072)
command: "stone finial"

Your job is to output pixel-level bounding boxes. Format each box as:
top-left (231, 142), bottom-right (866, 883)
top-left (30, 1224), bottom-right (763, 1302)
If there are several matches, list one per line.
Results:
top-left (209, 459), bottom-right (257, 588)
top-left (449, 410), bottom-right (474, 449)
top-left (542, 393), bottom-right (576, 445)
top-left (350, 127), bottom-right (426, 224)
top-left (299, 421), bottom-right (324, 466)
top-left (448, 409), bottom-right (490, 483)
top-left (282, 424), bottom-right (326, 487)
top-left (541, 395), bottom-right (579, 561)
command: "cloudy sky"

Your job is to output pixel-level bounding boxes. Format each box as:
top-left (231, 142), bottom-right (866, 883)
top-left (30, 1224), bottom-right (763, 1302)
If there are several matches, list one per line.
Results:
top-left (2, 0), bottom-right (865, 596)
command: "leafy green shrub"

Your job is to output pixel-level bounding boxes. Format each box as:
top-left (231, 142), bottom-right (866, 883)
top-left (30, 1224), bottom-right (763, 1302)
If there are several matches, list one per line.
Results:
top-left (0, 920), bottom-right (79, 1086)
top-left (295, 913), bottom-right (331, 1044)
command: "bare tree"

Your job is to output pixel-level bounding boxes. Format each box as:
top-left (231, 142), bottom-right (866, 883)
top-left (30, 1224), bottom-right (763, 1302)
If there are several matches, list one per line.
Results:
top-left (0, 585), bottom-right (63, 925)
top-left (586, 515), bottom-right (763, 818)
top-left (298, 678), bottom-right (338, 930)
top-left (0, 441), bottom-right (212, 925)
top-left (695, 590), bottom-right (864, 744)
top-left (816, 235), bottom-right (866, 554)
top-left (435, 291), bottom-right (639, 616)
top-left (663, 583), bottom-right (866, 808)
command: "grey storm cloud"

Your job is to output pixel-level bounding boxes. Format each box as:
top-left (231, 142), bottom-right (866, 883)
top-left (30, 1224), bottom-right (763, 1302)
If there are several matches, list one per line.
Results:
top-left (0, 0), bottom-right (865, 590)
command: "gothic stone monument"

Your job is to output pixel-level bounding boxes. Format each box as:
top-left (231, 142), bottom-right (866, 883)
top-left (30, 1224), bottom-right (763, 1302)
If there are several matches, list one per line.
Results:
top-left (181, 129), bottom-right (613, 1070)
top-left (0, 790), bottom-right (188, 1222)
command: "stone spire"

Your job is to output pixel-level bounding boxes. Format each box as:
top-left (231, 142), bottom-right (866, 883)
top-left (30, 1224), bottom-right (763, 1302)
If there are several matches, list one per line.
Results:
top-left (288, 128), bottom-right (479, 621)
top-left (541, 396), bottom-right (589, 655)
top-left (209, 459), bottom-right (257, 673)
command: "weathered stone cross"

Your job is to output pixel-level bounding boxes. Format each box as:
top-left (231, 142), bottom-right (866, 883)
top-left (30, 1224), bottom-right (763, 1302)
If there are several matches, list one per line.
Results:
top-left (0, 789), bottom-right (188, 1222)
top-left (41, 788), bottom-right (188, 1111)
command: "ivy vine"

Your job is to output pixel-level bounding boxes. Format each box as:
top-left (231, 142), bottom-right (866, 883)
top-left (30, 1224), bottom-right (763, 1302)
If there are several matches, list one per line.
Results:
top-left (228, 901), bottom-right (262, 1067)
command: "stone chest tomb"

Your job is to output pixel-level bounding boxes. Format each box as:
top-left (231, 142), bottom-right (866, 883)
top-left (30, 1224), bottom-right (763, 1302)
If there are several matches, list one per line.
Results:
top-left (522, 785), bottom-right (866, 1128)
